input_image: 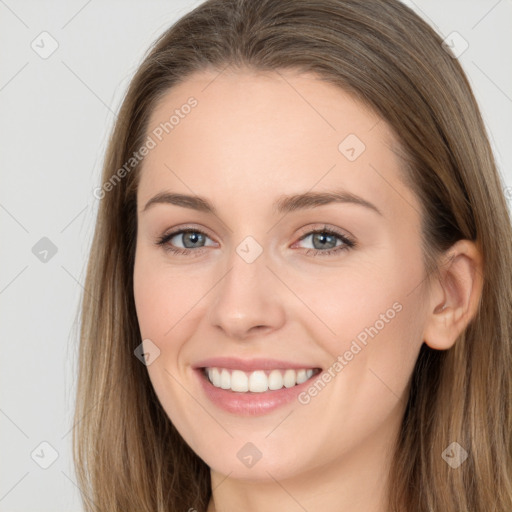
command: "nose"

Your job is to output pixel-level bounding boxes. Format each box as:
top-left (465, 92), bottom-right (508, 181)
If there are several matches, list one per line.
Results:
top-left (207, 248), bottom-right (286, 341)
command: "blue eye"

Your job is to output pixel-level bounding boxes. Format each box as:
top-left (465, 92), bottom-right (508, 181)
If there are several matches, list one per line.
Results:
top-left (294, 227), bottom-right (355, 257)
top-left (156, 228), bottom-right (215, 256)
top-left (156, 225), bottom-right (356, 257)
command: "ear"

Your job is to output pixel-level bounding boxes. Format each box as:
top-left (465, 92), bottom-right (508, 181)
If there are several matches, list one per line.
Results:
top-left (423, 239), bottom-right (484, 350)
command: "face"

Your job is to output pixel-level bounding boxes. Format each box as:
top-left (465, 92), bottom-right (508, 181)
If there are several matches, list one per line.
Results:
top-left (133, 68), bottom-right (430, 482)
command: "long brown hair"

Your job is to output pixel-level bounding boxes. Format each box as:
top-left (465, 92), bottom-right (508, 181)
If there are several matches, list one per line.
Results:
top-left (73, 0), bottom-right (512, 510)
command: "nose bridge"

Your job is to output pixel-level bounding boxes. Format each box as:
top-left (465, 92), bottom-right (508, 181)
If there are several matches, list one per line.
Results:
top-left (207, 238), bottom-right (286, 339)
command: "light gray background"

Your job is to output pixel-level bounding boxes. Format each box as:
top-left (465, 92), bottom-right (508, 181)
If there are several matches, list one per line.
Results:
top-left (1, 0), bottom-right (511, 510)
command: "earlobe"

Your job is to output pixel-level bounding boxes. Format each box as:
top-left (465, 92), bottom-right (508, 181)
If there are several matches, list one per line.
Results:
top-left (423, 240), bottom-right (484, 351)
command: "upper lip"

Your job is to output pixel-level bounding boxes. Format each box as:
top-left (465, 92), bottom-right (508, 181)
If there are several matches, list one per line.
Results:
top-left (193, 357), bottom-right (321, 372)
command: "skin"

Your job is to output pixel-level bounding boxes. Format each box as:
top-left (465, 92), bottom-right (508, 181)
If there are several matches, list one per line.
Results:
top-left (133, 68), bottom-right (483, 512)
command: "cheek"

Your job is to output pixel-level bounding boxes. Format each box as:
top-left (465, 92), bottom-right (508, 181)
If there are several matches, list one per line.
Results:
top-left (133, 247), bottom-right (215, 363)
top-left (133, 247), bottom-right (190, 337)
top-left (302, 241), bottom-right (426, 391)
top-left (132, 250), bottom-right (209, 446)
top-left (293, 256), bottom-right (414, 349)
top-left (133, 262), bottom-right (170, 342)
top-left (133, 249), bottom-right (177, 349)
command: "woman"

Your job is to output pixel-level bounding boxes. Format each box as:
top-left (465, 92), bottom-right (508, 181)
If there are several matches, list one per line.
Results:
top-left (73, 0), bottom-right (512, 510)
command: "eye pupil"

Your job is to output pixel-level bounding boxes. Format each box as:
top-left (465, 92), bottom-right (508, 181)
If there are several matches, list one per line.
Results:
top-left (313, 232), bottom-right (336, 250)
top-left (184, 231), bottom-right (204, 248)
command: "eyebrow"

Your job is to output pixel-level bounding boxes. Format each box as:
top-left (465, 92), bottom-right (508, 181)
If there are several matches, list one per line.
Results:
top-left (142, 189), bottom-right (383, 217)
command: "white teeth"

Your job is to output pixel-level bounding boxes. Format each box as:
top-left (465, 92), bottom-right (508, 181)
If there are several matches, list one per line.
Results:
top-left (205, 367), bottom-right (317, 392)
top-left (296, 369), bottom-right (308, 384)
top-left (211, 368), bottom-right (221, 387)
top-left (268, 369), bottom-right (283, 390)
top-left (230, 370), bottom-right (249, 392)
top-left (248, 370), bottom-right (268, 393)
top-left (283, 369), bottom-right (296, 388)
top-left (220, 369), bottom-right (231, 389)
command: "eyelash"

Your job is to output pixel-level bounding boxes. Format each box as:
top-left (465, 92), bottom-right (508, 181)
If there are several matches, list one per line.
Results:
top-left (155, 225), bottom-right (356, 258)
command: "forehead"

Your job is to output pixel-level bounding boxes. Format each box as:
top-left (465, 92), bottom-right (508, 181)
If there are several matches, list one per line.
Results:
top-left (138, 68), bottom-right (421, 222)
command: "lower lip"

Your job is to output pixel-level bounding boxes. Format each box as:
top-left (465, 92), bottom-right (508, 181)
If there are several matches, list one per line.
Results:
top-left (195, 368), bottom-right (319, 416)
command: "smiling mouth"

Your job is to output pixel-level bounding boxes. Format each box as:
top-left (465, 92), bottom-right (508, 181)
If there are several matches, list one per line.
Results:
top-left (201, 367), bottom-right (322, 393)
